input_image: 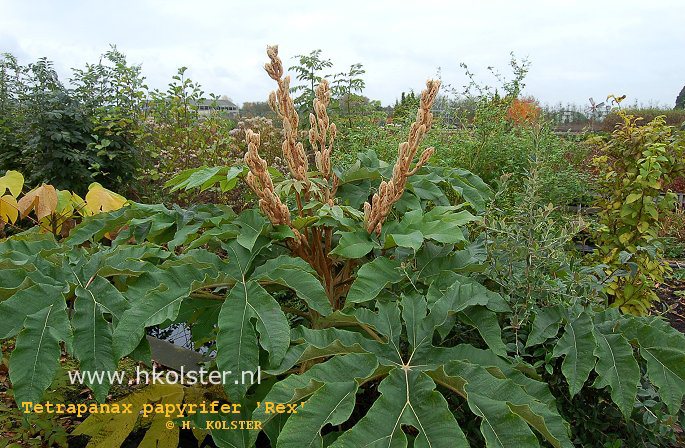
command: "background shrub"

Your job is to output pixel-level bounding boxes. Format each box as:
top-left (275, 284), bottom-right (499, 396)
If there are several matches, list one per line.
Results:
top-left (602, 108), bottom-right (685, 131)
top-left (0, 51), bottom-right (141, 194)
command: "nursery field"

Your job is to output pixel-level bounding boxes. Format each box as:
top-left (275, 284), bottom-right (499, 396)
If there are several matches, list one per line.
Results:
top-left (1, 45), bottom-right (685, 448)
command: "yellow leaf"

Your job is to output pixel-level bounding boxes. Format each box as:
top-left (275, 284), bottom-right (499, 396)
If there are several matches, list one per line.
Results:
top-left (625, 192), bottom-right (642, 204)
top-left (618, 232), bottom-right (633, 245)
top-left (637, 221), bottom-right (649, 234)
top-left (138, 384), bottom-right (184, 448)
top-left (0, 194), bottom-right (19, 226)
top-left (73, 382), bottom-right (184, 448)
top-left (0, 170), bottom-right (24, 197)
top-left (17, 184), bottom-right (58, 220)
top-left (73, 391), bottom-right (149, 448)
top-left (192, 427), bottom-right (207, 446)
top-left (85, 183), bottom-right (127, 215)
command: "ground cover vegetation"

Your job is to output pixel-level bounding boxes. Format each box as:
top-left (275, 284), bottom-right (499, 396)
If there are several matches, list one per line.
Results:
top-left (0, 45), bottom-right (685, 447)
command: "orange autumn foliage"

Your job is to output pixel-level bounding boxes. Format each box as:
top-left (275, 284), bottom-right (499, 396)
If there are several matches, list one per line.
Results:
top-left (507, 97), bottom-right (541, 126)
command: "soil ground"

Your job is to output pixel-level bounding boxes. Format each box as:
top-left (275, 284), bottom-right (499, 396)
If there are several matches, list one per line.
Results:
top-left (657, 272), bottom-right (685, 334)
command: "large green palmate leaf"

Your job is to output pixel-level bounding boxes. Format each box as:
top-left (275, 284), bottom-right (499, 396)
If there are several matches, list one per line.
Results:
top-left (430, 361), bottom-right (572, 448)
top-left (244, 294), bottom-right (571, 448)
top-left (459, 306), bottom-right (507, 357)
top-left (552, 312), bottom-right (596, 396)
top-left (408, 174), bottom-right (450, 206)
top-left (335, 155), bottom-right (491, 214)
top-left (334, 368), bottom-right (468, 448)
top-left (381, 207), bottom-right (477, 248)
top-left (112, 204), bottom-right (235, 250)
top-left (345, 257), bottom-right (403, 305)
top-left (444, 167), bottom-right (494, 213)
top-left (423, 274), bottom-right (509, 356)
top-left (64, 206), bottom-right (137, 246)
top-left (278, 382), bottom-right (358, 448)
top-left (329, 230), bottom-right (380, 259)
top-left (416, 207), bottom-right (477, 244)
top-left (0, 267), bottom-right (35, 300)
top-left (534, 309), bottom-right (685, 420)
top-left (72, 276), bottom-right (129, 402)
top-left (426, 272), bottom-right (509, 311)
top-left (253, 255), bottom-right (332, 315)
top-left (9, 296), bottom-right (71, 404)
top-left (591, 330), bottom-right (640, 419)
top-left (0, 284), bottom-right (66, 339)
top-left (526, 306), bottom-right (564, 348)
top-left (216, 280), bottom-right (290, 399)
top-left (214, 241), bottom-right (314, 399)
top-left (266, 327), bottom-right (374, 376)
top-left (235, 209), bottom-right (269, 252)
top-left (0, 231), bottom-right (60, 257)
top-left (428, 275), bottom-right (509, 320)
top-left (414, 241), bottom-right (488, 282)
top-left (165, 165), bottom-right (247, 193)
top-left (113, 257), bottom-right (234, 360)
top-left (617, 317), bottom-right (685, 414)
top-left (252, 353), bottom-right (378, 447)
top-left (0, 235), bottom-right (172, 404)
top-left (64, 202), bottom-right (235, 250)
top-left (385, 230), bottom-right (424, 252)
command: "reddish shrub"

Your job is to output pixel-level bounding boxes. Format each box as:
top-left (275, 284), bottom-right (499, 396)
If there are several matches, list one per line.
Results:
top-left (507, 97), bottom-right (541, 126)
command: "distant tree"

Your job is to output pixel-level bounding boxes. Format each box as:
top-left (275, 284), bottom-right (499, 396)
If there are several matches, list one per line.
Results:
top-left (70, 45), bottom-right (145, 189)
top-left (676, 85), bottom-right (685, 109)
top-left (241, 101), bottom-right (276, 118)
top-left (332, 63), bottom-right (365, 127)
top-left (289, 49), bottom-right (332, 117)
top-left (392, 90), bottom-right (419, 123)
top-left (0, 55), bottom-right (108, 192)
top-left (0, 53), bottom-right (26, 168)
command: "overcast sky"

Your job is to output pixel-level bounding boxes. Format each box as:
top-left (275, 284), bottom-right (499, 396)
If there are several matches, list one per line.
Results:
top-left (1, 0), bottom-right (683, 108)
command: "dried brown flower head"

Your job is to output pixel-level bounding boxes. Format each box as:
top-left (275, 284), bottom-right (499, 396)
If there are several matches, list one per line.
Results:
top-left (264, 45), bottom-right (308, 184)
top-left (309, 79), bottom-right (337, 187)
top-left (243, 129), bottom-right (302, 245)
top-left (364, 79), bottom-right (441, 234)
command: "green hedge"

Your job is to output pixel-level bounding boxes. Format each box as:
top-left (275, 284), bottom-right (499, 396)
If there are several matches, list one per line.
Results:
top-left (602, 109), bottom-right (685, 131)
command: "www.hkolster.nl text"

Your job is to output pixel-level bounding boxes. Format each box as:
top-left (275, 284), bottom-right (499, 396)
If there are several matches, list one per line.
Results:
top-left (67, 365), bottom-right (261, 386)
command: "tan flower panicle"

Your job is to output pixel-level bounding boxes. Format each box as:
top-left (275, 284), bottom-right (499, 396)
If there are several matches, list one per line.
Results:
top-left (243, 129), bottom-right (302, 245)
top-left (309, 79), bottom-right (336, 182)
top-left (264, 45), bottom-right (308, 184)
top-left (364, 79), bottom-right (440, 234)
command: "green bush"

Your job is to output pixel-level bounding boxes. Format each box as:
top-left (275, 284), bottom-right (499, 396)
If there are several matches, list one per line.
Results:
top-left (603, 108), bottom-right (685, 131)
top-left (593, 113), bottom-right (685, 314)
top-left (0, 51), bottom-right (140, 194)
top-left (483, 159), bottom-right (600, 327)
top-left (336, 118), bottom-right (595, 208)
top-left (482, 161), bottom-right (685, 446)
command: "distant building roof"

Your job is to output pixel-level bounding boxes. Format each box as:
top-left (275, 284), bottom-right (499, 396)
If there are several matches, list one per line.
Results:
top-left (193, 98), bottom-right (238, 108)
top-left (141, 97), bottom-right (239, 114)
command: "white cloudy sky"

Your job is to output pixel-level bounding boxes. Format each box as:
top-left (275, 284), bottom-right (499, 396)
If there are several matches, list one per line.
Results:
top-left (1, 0), bottom-right (683, 108)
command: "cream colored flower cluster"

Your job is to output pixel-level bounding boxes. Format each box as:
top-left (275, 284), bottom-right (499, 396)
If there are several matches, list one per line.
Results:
top-left (309, 79), bottom-right (337, 185)
top-left (364, 79), bottom-right (441, 234)
top-left (243, 129), bottom-right (302, 245)
top-left (264, 45), bottom-right (309, 184)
